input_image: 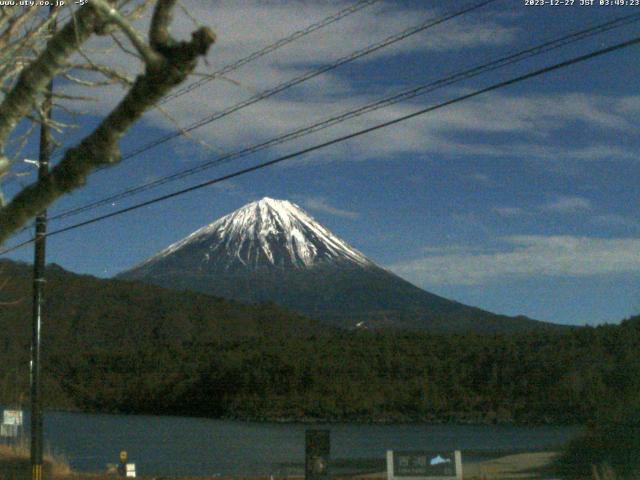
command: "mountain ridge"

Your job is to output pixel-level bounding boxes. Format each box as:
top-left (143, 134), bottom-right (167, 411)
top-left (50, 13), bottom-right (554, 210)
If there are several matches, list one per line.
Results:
top-left (120, 197), bottom-right (563, 333)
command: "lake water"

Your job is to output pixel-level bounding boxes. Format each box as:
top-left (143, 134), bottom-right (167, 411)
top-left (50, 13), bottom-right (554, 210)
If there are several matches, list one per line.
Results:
top-left (12, 410), bottom-right (580, 476)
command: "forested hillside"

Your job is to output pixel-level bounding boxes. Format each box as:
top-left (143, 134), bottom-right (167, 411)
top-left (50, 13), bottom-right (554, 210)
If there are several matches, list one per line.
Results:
top-left (0, 259), bottom-right (328, 410)
top-left (0, 260), bottom-right (638, 424)
top-left (45, 319), bottom-right (637, 424)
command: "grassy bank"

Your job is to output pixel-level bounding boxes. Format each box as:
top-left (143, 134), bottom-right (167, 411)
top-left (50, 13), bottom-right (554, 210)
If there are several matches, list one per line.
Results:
top-left (0, 443), bottom-right (71, 479)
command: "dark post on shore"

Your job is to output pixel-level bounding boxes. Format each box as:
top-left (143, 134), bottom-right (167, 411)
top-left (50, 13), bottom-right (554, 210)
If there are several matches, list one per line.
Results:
top-left (30, 6), bottom-right (56, 480)
top-left (305, 430), bottom-right (330, 480)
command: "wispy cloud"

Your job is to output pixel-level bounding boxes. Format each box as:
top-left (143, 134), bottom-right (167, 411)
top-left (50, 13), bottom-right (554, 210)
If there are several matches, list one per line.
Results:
top-left (390, 235), bottom-right (640, 286)
top-left (492, 206), bottom-right (525, 217)
top-left (491, 195), bottom-right (592, 218)
top-left (298, 196), bottom-right (359, 219)
top-left (591, 214), bottom-right (640, 230)
top-left (465, 172), bottom-right (492, 185)
top-left (57, 3), bottom-right (640, 171)
top-left (541, 195), bottom-right (592, 214)
top-left (616, 96), bottom-right (640, 115)
top-left (58, 2), bottom-right (517, 157)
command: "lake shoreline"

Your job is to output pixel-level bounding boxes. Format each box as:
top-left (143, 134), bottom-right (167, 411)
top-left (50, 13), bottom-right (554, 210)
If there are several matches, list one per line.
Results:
top-left (40, 406), bottom-right (584, 428)
top-left (0, 446), bottom-right (560, 480)
top-left (2, 410), bottom-right (580, 477)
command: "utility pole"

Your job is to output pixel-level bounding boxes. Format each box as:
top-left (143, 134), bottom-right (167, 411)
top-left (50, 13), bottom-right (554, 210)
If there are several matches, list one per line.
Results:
top-left (31, 6), bottom-right (56, 480)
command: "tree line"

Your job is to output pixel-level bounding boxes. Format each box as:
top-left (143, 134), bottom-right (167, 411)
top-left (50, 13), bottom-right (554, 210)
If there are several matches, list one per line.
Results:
top-left (41, 318), bottom-right (638, 425)
top-left (0, 259), bottom-right (638, 426)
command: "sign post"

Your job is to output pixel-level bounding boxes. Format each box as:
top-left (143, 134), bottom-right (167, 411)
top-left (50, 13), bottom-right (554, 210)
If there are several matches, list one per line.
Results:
top-left (1, 409), bottom-right (23, 446)
top-left (0, 424), bottom-right (18, 439)
top-left (118, 450), bottom-right (128, 477)
top-left (30, 6), bottom-right (56, 480)
top-left (117, 450), bottom-right (136, 478)
top-left (305, 430), bottom-right (330, 480)
top-left (387, 450), bottom-right (462, 480)
top-left (126, 463), bottom-right (136, 478)
top-left (3, 410), bottom-right (23, 426)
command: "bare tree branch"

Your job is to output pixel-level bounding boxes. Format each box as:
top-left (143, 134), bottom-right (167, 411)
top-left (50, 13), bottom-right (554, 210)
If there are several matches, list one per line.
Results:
top-left (124, 0), bottom-right (156, 21)
top-left (0, 8), bottom-right (38, 50)
top-left (61, 71), bottom-right (125, 88)
top-left (0, 13), bottom-right (57, 88)
top-left (70, 62), bottom-right (134, 85)
top-left (110, 31), bottom-right (143, 61)
top-left (0, 0), bottom-right (215, 243)
top-left (0, 3), bottom-right (106, 152)
top-left (91, 0), bottom-right (163, 67)
top-left (150, 0), bottom-right (176, 51)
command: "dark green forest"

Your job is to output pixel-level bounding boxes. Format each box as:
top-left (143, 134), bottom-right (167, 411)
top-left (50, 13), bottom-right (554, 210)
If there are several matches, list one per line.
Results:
top-left (0, 259), bottom-right (638, 427)
top-left (44, 321), bottom-right (640, 425)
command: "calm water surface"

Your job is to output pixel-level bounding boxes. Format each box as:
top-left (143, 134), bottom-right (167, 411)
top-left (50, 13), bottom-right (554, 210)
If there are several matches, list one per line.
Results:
top-left (20, 411), bottom-right (580, 476)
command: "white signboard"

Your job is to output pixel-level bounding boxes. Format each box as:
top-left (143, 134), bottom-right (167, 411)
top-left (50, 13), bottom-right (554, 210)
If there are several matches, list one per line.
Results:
top-left (126, 463), bottom-right (136, 478)
top-left (387, 450), bottom-right (462, 480)
top-left (3, 410), bottom-right (23, 426)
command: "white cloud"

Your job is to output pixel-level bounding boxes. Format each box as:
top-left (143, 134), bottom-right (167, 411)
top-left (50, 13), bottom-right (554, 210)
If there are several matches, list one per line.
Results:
top-left (465, 172), bottom-right (492, 185)
top-left (541, 195), bottom-right (592, 214)
top-left (564, 145), bottom-right (638, 162)
top-left (210, 180), bottom-right (244, 196)
top-left (390, 235), bottom-right (640, 286)
top-left (422, 244), bottom-right (496, 255)
top-left (53, 2), bottom-right (640, 171)
top-left (193, 1), bottom-right (516, 67)
top-left (439, 142), bottom-right (637, 163)
top-left (591, 214), bottom-right (640, 230)
top-left (57, 3), bottom-right (516, 148)
top-left (491, 196), bottom-right (592, 218)
top-left (493, 206), bottom-right (524, 217)
top-left (298, 196), bottom-right (359, 219)
top-left (616, 96), bottom-right (640, 115)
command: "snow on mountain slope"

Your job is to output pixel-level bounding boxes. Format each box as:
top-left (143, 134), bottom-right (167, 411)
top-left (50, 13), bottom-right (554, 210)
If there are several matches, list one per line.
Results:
top-left (121, 198), bottom-right (559, 333)
top-left (132, 197), bottom-right (372, 273)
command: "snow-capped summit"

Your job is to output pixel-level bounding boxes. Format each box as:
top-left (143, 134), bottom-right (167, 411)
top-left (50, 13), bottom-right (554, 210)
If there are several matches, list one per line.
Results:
top-left (130, 197), bottom-right (372, 274)
top-left (120, 197), bottom-right (555, 333)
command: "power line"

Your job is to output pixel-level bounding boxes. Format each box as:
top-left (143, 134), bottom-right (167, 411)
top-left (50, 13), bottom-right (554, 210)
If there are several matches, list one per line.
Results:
top-left (47, 12), bottom-right (640, 223)
top-left (159, 0), bottom-right (382, 105)
top-left (1, 32), bottom-right (638, 256)
top-left (34, 0), bottom-right (492, 182)
top-left (119, 0), bottom-right (499, 160)
top-left (5, 1), bottom-right (377, 190)
top-left (17, 0), bottom-right (493, 203)
top-left (12, 0), bottom-right (379, 176)
top-left (0, 1), bottom-right (382, 219)
top-left (66, 1), bottom-right (380, 106)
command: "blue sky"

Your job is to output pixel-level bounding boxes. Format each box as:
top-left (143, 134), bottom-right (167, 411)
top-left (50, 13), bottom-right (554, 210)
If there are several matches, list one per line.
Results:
top-left (3, 0), bottom-right (640, 326)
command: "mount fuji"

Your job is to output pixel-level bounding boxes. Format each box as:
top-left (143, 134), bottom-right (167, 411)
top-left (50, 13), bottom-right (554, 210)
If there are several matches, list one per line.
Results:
top-left (119, 197), bottom-right (558, 333)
